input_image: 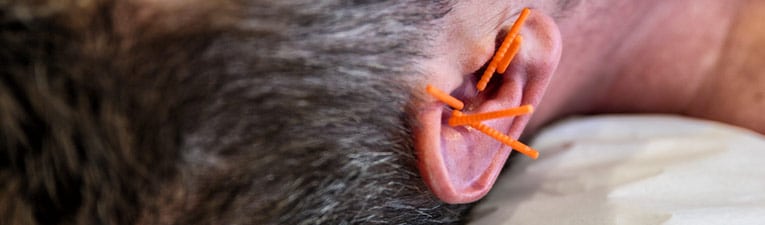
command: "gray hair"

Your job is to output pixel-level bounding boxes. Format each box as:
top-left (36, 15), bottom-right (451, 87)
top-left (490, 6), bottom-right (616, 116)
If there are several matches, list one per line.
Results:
top-left (1, 0), bottom-right (473, 224)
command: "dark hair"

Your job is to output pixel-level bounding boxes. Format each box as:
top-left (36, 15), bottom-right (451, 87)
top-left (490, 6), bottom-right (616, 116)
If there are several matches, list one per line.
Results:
top-left (1, 0), bottom-right (473, 224)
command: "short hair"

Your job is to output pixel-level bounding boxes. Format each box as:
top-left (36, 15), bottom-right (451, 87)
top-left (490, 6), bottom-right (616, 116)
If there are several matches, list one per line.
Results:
top-left (1, 0), bottom-right (472, 224)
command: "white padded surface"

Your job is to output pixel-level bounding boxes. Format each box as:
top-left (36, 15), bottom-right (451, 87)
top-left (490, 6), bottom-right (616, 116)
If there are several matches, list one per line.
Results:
top-left (469, 115), bottom-right (765, 225)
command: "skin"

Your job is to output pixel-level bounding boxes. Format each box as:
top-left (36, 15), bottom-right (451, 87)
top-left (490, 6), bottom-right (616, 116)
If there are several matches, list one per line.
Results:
top-left (529, 0), bottom-right (765, 135)
top-left (417, 0), bottom-right (765, 204)
top-left (417, 1), bottom-right (563, 203)
top-left (4, 0), bottom-right (764, 224)
top-left (427, 0), bottom-right (765, 135)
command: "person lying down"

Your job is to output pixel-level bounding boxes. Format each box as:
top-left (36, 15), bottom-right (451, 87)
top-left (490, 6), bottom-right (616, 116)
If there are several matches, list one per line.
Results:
top-left (1, 0), bottom-right (763, 224)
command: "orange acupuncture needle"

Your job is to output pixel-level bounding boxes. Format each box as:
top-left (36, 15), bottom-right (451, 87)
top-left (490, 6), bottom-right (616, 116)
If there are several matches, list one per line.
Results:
top-left (448, 104), bottom-right (533, 126)
top-left (476, 8), bottom-right (531, 91)
top-left (469, 122), bottom-right (540, 159)
top-left (426, 85), bottom-right (464, 110)
top-left (496, 35), bottom-right (523, 74)
top-left (476, 61), bottom-right (498, 92)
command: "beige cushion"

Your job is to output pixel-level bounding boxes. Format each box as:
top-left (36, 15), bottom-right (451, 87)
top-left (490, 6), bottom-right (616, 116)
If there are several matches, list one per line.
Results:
top-left (470, 115), bottom-right (765, 225)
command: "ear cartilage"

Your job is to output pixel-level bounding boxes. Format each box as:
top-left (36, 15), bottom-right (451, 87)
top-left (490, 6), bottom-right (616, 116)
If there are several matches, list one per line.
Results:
top-left (496, 35), bottom-right (523, 74)
top-left (476, 8), bottom-right (531, 91)
top-left (426, 85), bottom-right (465, 110)
top-left (468, 122), bottom-right (540, 160)
top-left (448, 105), bottom-right (533, 126)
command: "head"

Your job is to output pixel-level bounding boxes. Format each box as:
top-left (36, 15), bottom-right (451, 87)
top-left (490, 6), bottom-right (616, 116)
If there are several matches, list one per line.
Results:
top-left (1, 0), bottom-right (584, 224)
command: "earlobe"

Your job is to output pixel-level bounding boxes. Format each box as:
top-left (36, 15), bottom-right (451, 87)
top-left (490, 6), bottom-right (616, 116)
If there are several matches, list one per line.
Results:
top-left (414, 8), bottom-right (562, 204)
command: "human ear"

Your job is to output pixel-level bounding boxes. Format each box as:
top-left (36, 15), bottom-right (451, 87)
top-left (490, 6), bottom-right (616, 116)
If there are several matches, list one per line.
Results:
top-left (413, 8), bottom-right (562, 204)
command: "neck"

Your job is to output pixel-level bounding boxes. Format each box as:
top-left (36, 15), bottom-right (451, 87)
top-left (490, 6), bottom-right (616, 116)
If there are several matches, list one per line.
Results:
top-left (591, 0), bottom-right (742, 113)
top-left (528, 0), bottom-right (745, 134)
top-left (684, 0), bottom-right (765, 134)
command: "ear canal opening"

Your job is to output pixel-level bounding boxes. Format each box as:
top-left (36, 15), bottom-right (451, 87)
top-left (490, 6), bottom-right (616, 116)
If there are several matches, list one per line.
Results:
top-left (470, 62), bottom-right (505, 104)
